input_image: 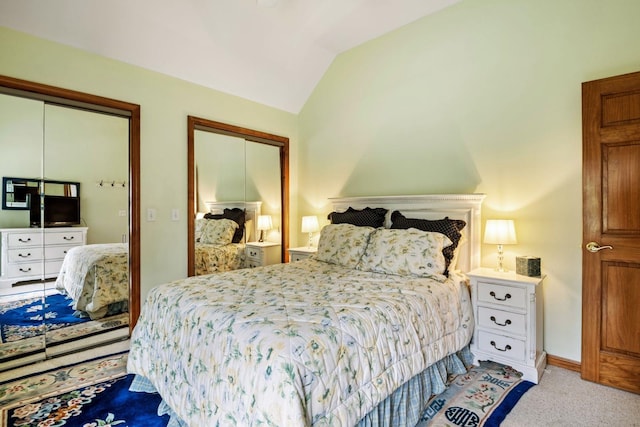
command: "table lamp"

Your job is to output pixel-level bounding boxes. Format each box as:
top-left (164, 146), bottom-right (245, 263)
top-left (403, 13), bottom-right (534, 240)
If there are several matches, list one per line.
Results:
top-left (484, 219), bottom-right (517, 272)
top-left (257, 215), bottom-right (272, 242)
top-left (301, 215), bottom-right (319, 248)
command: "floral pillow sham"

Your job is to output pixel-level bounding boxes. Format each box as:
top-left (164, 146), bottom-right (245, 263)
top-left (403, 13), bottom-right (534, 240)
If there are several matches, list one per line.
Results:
top-left (315, 223), bottom-right (375, 269)
top-left (199, 218), bottom-right (239, 246)
top-left (356, 228), bottom-right (452, 280)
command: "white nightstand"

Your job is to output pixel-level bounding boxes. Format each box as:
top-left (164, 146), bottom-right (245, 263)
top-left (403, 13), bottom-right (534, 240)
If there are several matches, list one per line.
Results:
top-left (245, 242), bottom-right (281, 268)
top-left (468, 267), bottom-right (546, 384)
top-left (288, 246), bottom-right (317, 262)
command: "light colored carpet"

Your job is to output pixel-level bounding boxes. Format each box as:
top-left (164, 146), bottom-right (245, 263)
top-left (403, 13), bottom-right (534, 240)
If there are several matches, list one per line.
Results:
top-left (502, 365), bottom-right (640, 426)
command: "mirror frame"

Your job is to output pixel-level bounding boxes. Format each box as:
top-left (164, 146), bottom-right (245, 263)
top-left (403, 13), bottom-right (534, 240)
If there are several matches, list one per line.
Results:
top-left (0, 74), bottom-right (141, 330)
top-left (187, 115), bottom-right (289, 276)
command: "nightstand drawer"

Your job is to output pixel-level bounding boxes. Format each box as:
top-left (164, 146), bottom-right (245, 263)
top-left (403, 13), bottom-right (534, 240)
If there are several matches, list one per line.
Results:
top-left (477, 281), bottom-right (526, 309)
top-left (246, 246), bottom-right (264, 260)
top-left (244, 242), bottom-right (281, 268)
top-left (478, 306), bottom-right (526, 335)
top-left (477, 330), bottom-right (526, 362)
top-left (290, 253), bottom-right (306, 262)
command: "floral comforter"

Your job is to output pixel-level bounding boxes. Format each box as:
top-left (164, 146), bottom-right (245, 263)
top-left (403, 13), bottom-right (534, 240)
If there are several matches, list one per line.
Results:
top-left (55, 243), bottom-right (129, 320)
top-left (194, 242), bottom-right (245, 275)
top-left (127, 259), bottom-right (473, 427)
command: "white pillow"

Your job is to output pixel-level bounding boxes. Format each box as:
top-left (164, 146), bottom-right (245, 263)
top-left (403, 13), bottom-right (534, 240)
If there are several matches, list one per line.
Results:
top-left (315, 223), bottom-right (375, 269)
top-left (357, 228), bottom-right (452, 280)
top-left (200, 218), bottom-right (239, 245)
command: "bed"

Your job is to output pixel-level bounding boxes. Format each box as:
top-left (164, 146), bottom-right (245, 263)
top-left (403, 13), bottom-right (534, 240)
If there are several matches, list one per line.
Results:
top-left (194, 201), bottom-right (261, 275)
top-left (127, 194), bottom-right (485, 426)
top-left (55, 243), bottom-right (129, 320)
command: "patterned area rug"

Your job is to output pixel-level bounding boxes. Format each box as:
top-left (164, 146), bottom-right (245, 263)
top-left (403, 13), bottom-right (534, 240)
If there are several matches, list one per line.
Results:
top-left (417, 361), bottom-right (535, 426)
top-left (0, 292), bottom-right (87, 343)
top-left (0, 352), bottom-right (129, 426)
top-left (0, 354), bottom-right (533, 426)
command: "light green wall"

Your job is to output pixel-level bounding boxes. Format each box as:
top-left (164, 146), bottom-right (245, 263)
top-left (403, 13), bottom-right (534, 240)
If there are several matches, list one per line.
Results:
top-left (44, 105), bottom-right (129, 244)
top-left (298, 0), bottom-right (640, 362)
top-left (0, 26), bottom-right (298, 300)
top-left (0, 94), bottom-right (42, 228)
top-left (2, 0), bottom-right (639, 363)
top-left (195, 131), bottom-right (246, 209)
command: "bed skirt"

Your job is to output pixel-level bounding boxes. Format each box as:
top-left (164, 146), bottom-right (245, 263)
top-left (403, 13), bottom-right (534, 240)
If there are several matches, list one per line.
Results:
top-left (129, 345), bottom-right (474, 427)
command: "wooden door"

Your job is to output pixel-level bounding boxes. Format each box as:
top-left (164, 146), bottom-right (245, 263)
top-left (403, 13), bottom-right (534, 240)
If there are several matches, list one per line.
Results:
top-left (582, 71), bottom-right (640, 394)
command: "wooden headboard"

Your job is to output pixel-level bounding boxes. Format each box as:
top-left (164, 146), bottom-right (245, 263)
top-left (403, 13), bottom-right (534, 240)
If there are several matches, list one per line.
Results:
top-left (204, 201), bottom-right (262, 243)
top-left (329, 194), bottom-right (485, 273)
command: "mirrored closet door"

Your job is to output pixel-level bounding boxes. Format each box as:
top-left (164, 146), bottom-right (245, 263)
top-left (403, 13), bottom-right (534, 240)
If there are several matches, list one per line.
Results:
top-left (187, 116), bottom-right (289, 276)
top-left (0, 76), bottom-right (140, 372)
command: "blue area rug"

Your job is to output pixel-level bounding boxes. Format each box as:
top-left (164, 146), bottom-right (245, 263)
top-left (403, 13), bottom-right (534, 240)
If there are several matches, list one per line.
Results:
top-left (0, 293), bottom-right (87, 343)
top-left (6, 374), bottom-right (169, 427)
top-left (417, 361), bottom-right (535, 426)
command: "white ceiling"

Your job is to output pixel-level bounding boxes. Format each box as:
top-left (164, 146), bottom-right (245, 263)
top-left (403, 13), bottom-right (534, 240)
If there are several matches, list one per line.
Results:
top-left (0, 0), bottom-right (460, 113)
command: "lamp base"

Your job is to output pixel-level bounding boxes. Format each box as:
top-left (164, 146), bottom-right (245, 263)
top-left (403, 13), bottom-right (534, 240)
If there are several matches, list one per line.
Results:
top-left (495, 244), bottom-right (508, 272)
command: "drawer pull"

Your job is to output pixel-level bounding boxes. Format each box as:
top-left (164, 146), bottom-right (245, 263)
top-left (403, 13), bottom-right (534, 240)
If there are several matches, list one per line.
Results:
top-left (489, 291), bottom-right (511, 301)
top-left (18, 237), bottom-right (32, 243)
top-left (63, 236), bottom-right (75, 241)
top-left (19, 267), bottom-right (32, 273)
top-left (18, 253), bottom-right (32, 258)
top-left (490, 340), bottom-right (512, 352)
top-left (490, 316), bottom-right (511, 327)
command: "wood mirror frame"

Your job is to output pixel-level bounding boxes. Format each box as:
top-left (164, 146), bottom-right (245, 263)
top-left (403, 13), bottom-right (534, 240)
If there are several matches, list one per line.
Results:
top-left (0, 75), bottom-right (141, 331)
top-left (187, 116), bottom-right (289, 276)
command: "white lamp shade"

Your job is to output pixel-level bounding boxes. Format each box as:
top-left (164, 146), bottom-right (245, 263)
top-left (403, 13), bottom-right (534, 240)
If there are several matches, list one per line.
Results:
top-left (301, 216), bottom-right (319, 233)
top-left (484, 219), bottom-right (517, 245)
top-left (257, 215), bottom-right (273, 231)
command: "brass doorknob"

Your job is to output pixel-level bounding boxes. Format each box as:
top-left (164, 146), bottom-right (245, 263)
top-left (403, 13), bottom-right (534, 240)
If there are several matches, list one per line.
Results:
top-left (586, 242), bottom-right (613, 253)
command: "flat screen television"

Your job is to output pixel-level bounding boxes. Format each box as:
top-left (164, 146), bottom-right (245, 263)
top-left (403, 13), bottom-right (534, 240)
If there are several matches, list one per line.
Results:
top-left (29, 194), bottom-right (81, 227)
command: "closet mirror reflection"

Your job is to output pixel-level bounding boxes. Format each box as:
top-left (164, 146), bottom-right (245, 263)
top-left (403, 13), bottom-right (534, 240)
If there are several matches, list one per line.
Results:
top-left (0, 76), bottom-right (140, 372)
top-left (187, 116), bottom-right (289, 276)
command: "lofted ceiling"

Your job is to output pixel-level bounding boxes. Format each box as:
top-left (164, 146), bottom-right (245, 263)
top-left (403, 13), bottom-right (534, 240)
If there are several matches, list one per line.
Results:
top-left (0, 0), bottom-right (460, 113)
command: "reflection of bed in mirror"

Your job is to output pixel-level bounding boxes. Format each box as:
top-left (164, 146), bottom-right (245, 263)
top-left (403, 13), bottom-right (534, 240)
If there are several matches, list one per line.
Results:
top-left (194, 201), bottom-right (261, 275)
top-left (1, 241), bottom-right (130, 366)
top-left (55, 243), bottom-right (129, 320)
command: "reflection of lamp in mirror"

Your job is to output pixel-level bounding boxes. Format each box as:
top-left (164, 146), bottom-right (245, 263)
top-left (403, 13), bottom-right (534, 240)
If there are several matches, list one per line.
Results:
top-left (484, 219), bottom-right (517, 272)
top-left (301, 215), bottom-right (320, 248)
top-left (257, 215), bottom-right (273, 242)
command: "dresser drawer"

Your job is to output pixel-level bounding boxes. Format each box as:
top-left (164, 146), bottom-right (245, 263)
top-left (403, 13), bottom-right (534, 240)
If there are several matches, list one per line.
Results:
top-left (45, 245), bottom-right (77, 260)
top-left (6, 262), bottom-right (44, 278)
top-left (44, 230), bottom-right (84, 246)
top-left (477, 281), bottom-right (526, 309)
top-left (7, 232), bottom-right (43, 248)
top-left (45, 260), bottom-right (64, 276)
top-left (478, 306), bottom-right (526, 336)
top-left (7, 247), bottom-right (44, 263)
top-left (477, 330), bottom-right (526, 362)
